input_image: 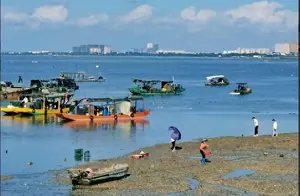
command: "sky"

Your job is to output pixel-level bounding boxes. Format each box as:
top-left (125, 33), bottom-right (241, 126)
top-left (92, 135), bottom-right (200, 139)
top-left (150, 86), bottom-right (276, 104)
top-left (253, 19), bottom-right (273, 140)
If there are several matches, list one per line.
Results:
top-left (1, 0), bottom-right (298, 52)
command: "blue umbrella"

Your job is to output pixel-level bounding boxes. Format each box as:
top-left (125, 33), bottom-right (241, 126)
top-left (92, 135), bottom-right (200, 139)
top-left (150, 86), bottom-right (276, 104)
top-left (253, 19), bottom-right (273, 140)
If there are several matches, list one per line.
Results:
top-left (169, 126), bottom-right (181, 141)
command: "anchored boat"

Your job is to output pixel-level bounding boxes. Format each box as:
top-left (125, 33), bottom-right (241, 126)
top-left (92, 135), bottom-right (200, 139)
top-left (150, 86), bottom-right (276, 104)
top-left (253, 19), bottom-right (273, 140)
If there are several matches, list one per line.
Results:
top-left (128, 77), bottom-right (185, 96)
top-left (205, 75), bottom-right (229, 86)
top-left (0, 92), bottom-right (75, 115)
top-left (230, 83), bottom-right (252, 95)
top-left (61, 72), bottom-right (106, 83)
top-left (56, 96), bottom-right (150, 121)
top-left (68, 164), bottom-right (129, 185)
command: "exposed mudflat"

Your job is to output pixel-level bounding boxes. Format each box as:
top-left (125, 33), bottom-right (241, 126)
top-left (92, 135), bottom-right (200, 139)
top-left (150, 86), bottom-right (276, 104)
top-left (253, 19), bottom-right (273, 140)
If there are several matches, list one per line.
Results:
top-left (54, 133), bottom-right (298, 196)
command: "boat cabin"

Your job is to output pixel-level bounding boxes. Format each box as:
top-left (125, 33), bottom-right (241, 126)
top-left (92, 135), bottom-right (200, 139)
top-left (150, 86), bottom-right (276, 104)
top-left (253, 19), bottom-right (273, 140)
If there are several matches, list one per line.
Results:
top-left (71, 96), bottom-right (145, 116)
top-left (132, 78), bottom-right (180, 92)
top-left (206, 75), bottom-right (229, 84)
top-left (30, 78), bottom-right (78, 90)
top-left (15, 92), bottom-right (74, 110)
top-left (235, 83), bottom-right (248, 91)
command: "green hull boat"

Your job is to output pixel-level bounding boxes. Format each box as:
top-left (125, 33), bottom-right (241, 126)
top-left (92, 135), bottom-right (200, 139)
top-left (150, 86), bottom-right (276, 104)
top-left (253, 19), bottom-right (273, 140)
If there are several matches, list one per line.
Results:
top-left (129, 77), bottom-right (185, 96)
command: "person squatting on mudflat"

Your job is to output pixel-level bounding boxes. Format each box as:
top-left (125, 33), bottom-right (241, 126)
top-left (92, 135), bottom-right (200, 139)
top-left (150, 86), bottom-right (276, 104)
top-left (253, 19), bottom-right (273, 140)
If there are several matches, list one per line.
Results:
top-left (272, 119), bottom-right (278, 136)
top-left (200, 139), bottom-right (211, 164)
top-left (252, 117), bottom-right (259, 136)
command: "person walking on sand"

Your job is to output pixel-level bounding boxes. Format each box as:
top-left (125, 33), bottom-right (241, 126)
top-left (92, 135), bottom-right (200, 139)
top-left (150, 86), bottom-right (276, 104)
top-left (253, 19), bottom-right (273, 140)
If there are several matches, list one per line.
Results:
top-left (252, 117), bottom-right (259, 137)
top-left (272, 119), bottom-right (278, 137)
top-left (200, 139), bottom-right (211, 164)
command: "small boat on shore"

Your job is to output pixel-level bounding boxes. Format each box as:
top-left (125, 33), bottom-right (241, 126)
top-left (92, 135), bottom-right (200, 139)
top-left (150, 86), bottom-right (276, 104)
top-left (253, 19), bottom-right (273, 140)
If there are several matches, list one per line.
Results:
top-left (56, 96), bottom-right (150, 121)
top-left (129, 77), bottom-right (185, 96)
top-left (68, 164), bottom-right (129, 185)
top-left (230, 83), bottom-right (252, 95)
top-left (205, 75), bottom-right (229, 86)
top-left (0, 92), bottom-right (75, 115)
top-left (61, 72), bottom-right (106, 83)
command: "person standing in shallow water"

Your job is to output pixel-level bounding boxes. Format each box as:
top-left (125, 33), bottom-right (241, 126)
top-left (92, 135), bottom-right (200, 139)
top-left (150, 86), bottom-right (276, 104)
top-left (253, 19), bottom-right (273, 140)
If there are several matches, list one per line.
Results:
top-left (18, 76), bottom-right (23, 83)
top-left (252, 117), bottom-right (259, 137)
top-left (272, 119), bottom-right (278, 136)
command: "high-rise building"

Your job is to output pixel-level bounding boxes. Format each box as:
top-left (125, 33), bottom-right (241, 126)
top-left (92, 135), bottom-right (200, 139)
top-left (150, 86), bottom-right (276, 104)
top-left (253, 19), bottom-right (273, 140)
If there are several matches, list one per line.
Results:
top-left (72, 44), bottom-right (112, 54)
top-left (275, 43), bottom-right (299, 54)
top-left (146, 43), bottom-right (159, 53)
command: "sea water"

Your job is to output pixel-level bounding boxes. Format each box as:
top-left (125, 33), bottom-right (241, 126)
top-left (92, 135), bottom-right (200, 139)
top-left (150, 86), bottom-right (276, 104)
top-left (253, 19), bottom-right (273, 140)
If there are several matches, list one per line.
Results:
top-left (1, 55), bottom-right (298, 195)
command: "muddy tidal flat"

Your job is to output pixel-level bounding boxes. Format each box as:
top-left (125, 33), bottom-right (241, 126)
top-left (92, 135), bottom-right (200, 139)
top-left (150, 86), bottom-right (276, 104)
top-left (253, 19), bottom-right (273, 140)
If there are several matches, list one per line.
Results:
top-left (55, 133), bottom-right (298, 196)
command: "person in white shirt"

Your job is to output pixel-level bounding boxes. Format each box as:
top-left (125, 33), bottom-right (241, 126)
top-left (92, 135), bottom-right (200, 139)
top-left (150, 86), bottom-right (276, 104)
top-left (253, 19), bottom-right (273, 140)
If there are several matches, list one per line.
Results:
top-left (272, 119), bottom-right (278, 136)
top-left (252, 117), bottom-right (259, 136)
top-left (22, 96), bottom-right (28, 107)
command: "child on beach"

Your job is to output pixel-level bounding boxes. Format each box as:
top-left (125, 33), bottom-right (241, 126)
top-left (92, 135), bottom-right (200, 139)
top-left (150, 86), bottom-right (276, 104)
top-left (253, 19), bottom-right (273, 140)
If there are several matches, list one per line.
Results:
top-left (272, 119), bottom-right (278, 136)
top-left (200, 139), bottom-right (211, 164)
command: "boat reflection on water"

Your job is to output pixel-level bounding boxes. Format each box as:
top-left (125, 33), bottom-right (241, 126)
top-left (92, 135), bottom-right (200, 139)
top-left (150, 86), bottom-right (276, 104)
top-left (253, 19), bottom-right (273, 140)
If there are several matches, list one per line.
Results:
top-left (1, 114), bottom-right (62, 126)
top-left (62, 118), bottom-right (150, 132)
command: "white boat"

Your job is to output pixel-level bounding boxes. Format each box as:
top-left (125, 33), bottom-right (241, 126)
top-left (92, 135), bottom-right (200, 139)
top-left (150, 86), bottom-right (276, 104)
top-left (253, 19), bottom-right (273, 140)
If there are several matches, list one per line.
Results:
top-left (61, 72), bottom-right (106, 83)
top-left (205, 75), bottom-right (229, 86)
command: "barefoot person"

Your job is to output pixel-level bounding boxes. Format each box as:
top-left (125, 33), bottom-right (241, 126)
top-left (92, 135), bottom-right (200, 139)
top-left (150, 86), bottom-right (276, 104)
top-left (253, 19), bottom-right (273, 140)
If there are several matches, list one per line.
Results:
top-left (272, 119), bottom-right (278, 136)
top-left (200, 139), bottom-right (211, 164)
top-left (252, 117), bottom-right (259, 136)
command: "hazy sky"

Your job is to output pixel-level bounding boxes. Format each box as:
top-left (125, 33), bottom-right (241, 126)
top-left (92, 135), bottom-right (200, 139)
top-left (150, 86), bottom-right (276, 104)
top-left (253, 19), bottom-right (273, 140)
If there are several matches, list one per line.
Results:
top-left (1, 0), bottom-right (298, 52)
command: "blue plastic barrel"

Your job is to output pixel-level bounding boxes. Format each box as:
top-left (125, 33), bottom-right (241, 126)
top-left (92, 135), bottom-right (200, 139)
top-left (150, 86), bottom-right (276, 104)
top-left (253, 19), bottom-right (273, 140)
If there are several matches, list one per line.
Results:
top-left (103, 107), bottom-right (109, 116)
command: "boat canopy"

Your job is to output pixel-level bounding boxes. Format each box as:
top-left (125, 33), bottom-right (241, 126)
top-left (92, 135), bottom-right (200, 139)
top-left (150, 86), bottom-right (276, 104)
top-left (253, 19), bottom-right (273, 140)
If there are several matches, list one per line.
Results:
top-left (20, 92), bottom-right (74, 99)
top-left (76, 96), bottom-right (144, 105)
top-left (206, 75), bottom-right (225, 81)
top-left (133, 78), bottom-right (173, 84)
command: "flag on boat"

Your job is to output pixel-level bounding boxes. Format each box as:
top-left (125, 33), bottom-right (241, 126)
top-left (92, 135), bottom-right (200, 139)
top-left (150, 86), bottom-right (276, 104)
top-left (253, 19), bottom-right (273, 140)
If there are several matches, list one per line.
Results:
top-left (169, 126), bottom-right (181, 141)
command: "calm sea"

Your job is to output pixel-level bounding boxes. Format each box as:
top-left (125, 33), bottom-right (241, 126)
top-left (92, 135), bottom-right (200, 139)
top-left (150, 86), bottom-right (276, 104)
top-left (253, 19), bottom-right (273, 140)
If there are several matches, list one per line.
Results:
top-left (1, 55), bottom-right (298, 195)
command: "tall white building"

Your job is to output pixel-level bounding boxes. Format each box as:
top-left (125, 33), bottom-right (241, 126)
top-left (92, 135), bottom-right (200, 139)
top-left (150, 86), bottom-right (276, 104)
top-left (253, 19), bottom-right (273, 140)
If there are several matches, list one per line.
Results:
top-left (275, 43), bottom-right (298, 54)
top-left (103, 46), bottom-right (112, 54)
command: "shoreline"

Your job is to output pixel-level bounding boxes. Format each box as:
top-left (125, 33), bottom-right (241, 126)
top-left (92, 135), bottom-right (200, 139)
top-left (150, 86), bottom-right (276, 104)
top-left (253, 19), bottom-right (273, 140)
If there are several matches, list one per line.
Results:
top-left (54, 132), bottom-right (298, 196)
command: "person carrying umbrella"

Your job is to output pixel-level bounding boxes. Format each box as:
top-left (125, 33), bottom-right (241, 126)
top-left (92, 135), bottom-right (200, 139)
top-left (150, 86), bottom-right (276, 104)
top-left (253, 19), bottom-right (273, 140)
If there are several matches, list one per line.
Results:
top-left (169, 126), bottom-right (181, 152)
top-left (200, 139), bottom-right (211, 164)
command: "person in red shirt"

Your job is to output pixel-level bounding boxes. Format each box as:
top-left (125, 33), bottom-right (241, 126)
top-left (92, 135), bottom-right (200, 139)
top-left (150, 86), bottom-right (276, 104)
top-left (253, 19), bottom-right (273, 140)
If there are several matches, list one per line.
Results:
top-left (200, 139), bottom-right (211, 163)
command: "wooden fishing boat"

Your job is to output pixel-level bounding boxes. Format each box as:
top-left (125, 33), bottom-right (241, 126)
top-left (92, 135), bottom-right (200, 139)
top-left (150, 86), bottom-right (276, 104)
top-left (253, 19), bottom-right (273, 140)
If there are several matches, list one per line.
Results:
top-left (205, 75), bottom-right (230, 86)
top-left (68, 164), bottom-right (129, 185)
top-left (0, 92), bottom-right (75, 115)
top-left (128, 77), bottom-right (185, 96)
top-left (61, 72), bottom-right (106, 83)
top-left (56, 96), bottom-right (150, 121)
top-left (230, 83), bottom-right (252, 95)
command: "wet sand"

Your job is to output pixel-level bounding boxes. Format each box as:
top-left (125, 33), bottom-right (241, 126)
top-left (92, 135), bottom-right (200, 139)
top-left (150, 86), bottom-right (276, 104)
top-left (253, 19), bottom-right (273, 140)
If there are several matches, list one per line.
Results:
top-left (54, 133), bottom-right (298, 196)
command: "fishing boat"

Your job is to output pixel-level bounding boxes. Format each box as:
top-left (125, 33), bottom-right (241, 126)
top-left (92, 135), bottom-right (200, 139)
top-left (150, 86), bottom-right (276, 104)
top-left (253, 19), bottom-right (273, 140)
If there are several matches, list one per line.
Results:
top-left (128, 77), bottom-right (185, 96)
top-left (230, 83), bottom-right (252, 95)
top-left (0, 92), bottom-right (75, 116)
top-left (0, 81), bottom-right (39, 100)
top-left (205, 75), bottom-right (229, 86)
top-left (68, 164), bottom-right (129, 185)
top-left (56, 96), bottom-right (150, 121)
top-left (61, 72), bottom-right (106, 83)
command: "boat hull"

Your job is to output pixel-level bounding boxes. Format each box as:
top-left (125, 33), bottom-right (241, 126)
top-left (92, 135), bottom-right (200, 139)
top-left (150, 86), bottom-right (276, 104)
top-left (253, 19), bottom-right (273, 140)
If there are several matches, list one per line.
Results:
top-left (69, 165), bottom-right (129, 186)
top-left (0, 107), bottom-right (70, 116)
top-left (57, 110), bottom-right (150, 121)
top-left (231, 88), bottom-right (252, 95)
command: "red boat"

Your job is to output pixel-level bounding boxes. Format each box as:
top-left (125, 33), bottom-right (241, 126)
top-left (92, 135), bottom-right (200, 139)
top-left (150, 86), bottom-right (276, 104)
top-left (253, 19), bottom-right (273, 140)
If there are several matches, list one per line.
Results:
top-left (56, 96), bottom-right (150, 122)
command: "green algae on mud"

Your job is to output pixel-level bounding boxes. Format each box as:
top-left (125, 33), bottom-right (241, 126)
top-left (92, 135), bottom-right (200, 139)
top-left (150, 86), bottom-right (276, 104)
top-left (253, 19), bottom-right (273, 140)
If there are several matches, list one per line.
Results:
top-left (55, 133), bottom-right (298, 196)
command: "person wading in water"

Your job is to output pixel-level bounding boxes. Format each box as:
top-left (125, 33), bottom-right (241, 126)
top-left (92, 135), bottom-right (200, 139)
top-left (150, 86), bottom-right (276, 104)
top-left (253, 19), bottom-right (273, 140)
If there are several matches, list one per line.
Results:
top-left (200, 139), bottom-right (211, 164)
top-left (18, 76), bottom-right (23, 83)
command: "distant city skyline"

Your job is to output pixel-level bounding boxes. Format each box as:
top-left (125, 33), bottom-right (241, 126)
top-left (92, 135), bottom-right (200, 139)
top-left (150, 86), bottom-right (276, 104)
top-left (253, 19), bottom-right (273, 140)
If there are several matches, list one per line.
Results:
top-left (1, 0), bottom-right (298, 52)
